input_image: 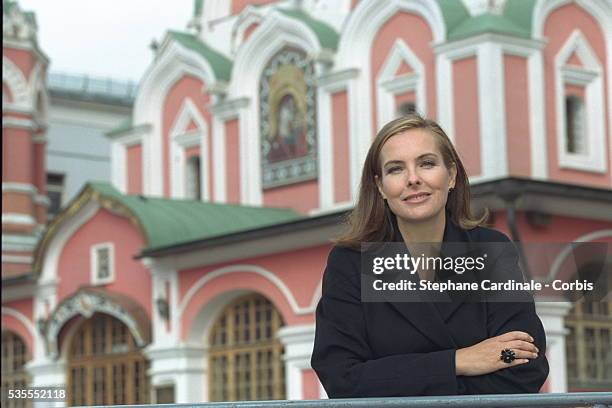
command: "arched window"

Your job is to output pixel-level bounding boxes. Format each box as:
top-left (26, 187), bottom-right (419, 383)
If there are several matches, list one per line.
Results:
top-left (565, 261), bottom-right (612, 390)
top-left (185, 155), bottom-right (202, 200)
top-left (1, 331), bottom-right (30, 408)
top-left (565, 95), bottom-right (586, 155)
top-left (67, 313), bottom-right (150, 406)
top-left (208, 294), bottom-right (285, 401)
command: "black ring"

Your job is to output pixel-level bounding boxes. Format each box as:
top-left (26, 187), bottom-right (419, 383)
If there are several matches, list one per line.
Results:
top-left (500, 348), bottom-right (516, 364)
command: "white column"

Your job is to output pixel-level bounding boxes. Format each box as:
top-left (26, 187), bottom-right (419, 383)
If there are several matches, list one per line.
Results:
top-left (315, 68), bottom-right (359, 211)
top-left (142, 258), bottom-right (179, 347)
top-left (144, 345), bottom-right (207, 403)
top-left (277, 324), bottom-right (316, 400)
top-left (143, 258), bottom-right (209, 403)
top-left (536, 301), bottom-right (572, 393)
top-left (26, 357), bottom-right (67, 408)
top-left (477, 42), bottom-right (508, 180)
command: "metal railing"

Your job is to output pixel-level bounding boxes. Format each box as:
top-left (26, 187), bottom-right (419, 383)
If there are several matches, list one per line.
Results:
top-left (102, 392), bottom-right (612, 408)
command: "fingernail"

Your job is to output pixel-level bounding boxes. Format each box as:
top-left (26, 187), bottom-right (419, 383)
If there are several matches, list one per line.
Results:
top-left (530, 337), bottom-right (534, 342)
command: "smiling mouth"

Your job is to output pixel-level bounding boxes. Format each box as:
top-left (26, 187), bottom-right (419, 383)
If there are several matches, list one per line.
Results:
top-left (402, 193), bottom-right (431, 203)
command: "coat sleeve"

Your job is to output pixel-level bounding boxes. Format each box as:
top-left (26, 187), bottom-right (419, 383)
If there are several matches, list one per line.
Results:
top-left (457, 238), bottom-right (550, 394)
top-left (311, 247), bottom-right (460, 398)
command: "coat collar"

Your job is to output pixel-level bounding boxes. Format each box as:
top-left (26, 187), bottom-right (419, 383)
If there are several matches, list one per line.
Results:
top-left (386, 212), bottom-right (476, 349)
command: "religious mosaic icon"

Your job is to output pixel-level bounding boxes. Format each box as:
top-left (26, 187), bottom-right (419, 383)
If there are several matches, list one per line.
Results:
top-left (260, 48), bottom-right (317, 188)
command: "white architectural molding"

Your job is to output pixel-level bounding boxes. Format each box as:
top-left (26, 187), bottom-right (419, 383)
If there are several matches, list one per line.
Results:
top-left (231, 5), bottom-right (264, 55)
top-left (554, 30), bottom-right (606, 173)
top-left (45, 290), bottom-right (147, 359)
top-left (528, 51), bottom-right (548, 179)
top-left (2, 254), bottom-right (33, 264)
top-left (2, 233), bottom-right (38, 252)
top-left (535, 301), bottom-right (572, 393)
top-left (229, 9), bottom-right (323, 206)
top-left (110, 124), bottom-right (150, 194)
top-left (169, 98), bottom-right (209, 200)
top-left (2, 116), bottom-right (35, 129)
top-left (376, 39), bottom-right (426, 129)
top-left (2, 213), bottom-right (36, 225)
top-left (143, 258), bottom-right (180, 346)
top-left (29, 61), bottom-right (49, 125)
top-left (1, 306), bottom-right (37, 346)
top-left (39, 201), bottom-right (99, 284)
top-left (477, 42), bottom-right (508, 179)
top-left (2, 56), bottom-right (31, 108)
top-left (435, 53), bottom-right (454, 142)
top-left (436, 32), bottom-right (547, 179)
top-left (90, 242), bottom-right (115, 285)
top-left (209, 97), bottom-right (250, 204)
top-left (546, 229), bottom-right (612, 282)
top-left (277, 324), bottom-right (316, 400)
top-left (144, 344), bottom-right (207, 403)
top-left (25, 356), bottom-right (67, 390)
top-left (532, 0), bottom-right (612, 176)
top-left (33, 194), bottom-right (51, 207)
top-left (178, 265), bottom-right (317, 323)
top-left (134, 40), bottom-right (217, 196)
top-left (532, 0), bottom-right (611, 40)
top-left (315, 68), bottom-right (360, 205)
top-left (2, 182), bottom-right (38, 195)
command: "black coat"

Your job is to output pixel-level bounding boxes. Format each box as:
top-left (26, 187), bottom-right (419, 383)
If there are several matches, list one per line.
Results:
top-left (311, 219), bottom-right (549, 397)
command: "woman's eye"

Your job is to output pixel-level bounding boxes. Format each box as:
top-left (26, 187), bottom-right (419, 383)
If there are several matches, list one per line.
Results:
top-left (386, 167), bottom-right (402, 174)
top-left (421, 161), bottom-right (436, 168)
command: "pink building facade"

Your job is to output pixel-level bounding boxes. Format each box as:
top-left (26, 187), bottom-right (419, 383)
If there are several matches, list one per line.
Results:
top-left (2, 0), bottom-right (611, 405)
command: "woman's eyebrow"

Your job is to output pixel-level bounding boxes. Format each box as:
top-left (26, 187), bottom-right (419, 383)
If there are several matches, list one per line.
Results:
top-left (417, 153), bottom-right (438, 159)
top-left (383, 159), bottom-right (404, 167)
top-left (384, 153), bottom-right (438, 166)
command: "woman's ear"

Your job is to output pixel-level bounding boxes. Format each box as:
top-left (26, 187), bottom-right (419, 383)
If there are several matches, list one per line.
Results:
top-left (449, 164), bottom-right (457, 190)
top-left (375, 175), bottom-right (386, 200)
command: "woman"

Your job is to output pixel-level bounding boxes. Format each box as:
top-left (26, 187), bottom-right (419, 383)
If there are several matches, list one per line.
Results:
top-left (311, 114), bottom-right (549, 397)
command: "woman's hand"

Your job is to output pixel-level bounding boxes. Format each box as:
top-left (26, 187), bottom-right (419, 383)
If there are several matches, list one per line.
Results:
top-left (455, 331), bottom-right (539, 376)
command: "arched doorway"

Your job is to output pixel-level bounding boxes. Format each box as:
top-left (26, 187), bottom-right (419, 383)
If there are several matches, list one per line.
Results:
top-left (1, 331), bottom-right (30, 408)
top-left (208, 294), bottom-right (285, 401)
top-left (564, 261), bottom-right (612, 390)
top-left (67, 313), bottom-right (150, 406)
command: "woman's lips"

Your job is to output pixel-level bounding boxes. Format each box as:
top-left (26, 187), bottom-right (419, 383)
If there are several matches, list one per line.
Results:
top-left (402, 192), bottom-right (431, 203)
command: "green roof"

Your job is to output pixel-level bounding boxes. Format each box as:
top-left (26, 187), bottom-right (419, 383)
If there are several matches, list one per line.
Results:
top-left (279, 9), bottom-right (339, 51)
top-left (168, 30), bottom-right (232, 82)
top-left (106, 118), bottom-right (133, 137)
top-left (438, 0), bottom-right (536, 41)
top-left (85, 182), bottom-right (302, 251)
top-left (438, 0), bottom-right (471, 34)
top-left (502, 0), bottom-right (536, 35)
top-left (449, 12), bottom-right (531, 40)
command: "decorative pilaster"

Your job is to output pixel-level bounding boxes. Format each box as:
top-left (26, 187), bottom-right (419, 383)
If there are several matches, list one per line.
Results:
top-left (277, 324), bottom-right (317, 400)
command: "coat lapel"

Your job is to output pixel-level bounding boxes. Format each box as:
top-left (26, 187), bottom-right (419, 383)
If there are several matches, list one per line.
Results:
top-left (384, 214), bottom-right (485, 348)
top-left (432, 218), bottom-right (478, 322)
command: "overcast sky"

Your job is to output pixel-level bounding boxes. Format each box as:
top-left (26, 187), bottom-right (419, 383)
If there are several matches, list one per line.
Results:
top-left (19, 0), bottom-right (193, 82)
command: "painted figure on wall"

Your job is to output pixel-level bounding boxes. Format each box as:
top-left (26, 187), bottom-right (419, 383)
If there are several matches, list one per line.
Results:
top-left (260, 48), bottom-right (317, 187)
top-left (268, 93), bottom-right (307, 163)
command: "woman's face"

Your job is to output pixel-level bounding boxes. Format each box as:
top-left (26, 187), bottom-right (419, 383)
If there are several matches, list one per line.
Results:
top-left (376, 129), bottom-right (456, 225)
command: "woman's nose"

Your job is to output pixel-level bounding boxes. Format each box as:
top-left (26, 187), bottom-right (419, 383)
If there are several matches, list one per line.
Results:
top-left (405, 170), bottom-right (422, 186)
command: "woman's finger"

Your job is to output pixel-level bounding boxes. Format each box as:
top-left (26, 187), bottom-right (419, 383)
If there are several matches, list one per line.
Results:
top-left (500, 358), bottom-right (530, 369)
top-left (506, 340), bottom-right (539, 353)
top-left (511, 349), bottom-right (539, 360)
top-left (498, 331), bottom-right (533, 342)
